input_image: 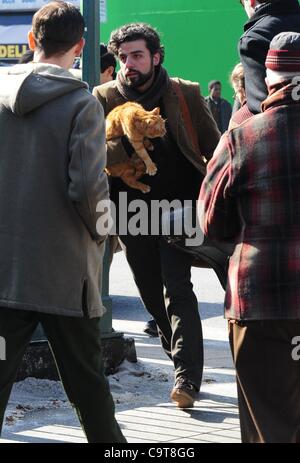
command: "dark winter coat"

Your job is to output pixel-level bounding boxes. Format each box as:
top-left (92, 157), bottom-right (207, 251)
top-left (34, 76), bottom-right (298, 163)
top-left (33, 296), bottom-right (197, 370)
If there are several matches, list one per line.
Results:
top-left (239, 0), bottom-right (300, 114)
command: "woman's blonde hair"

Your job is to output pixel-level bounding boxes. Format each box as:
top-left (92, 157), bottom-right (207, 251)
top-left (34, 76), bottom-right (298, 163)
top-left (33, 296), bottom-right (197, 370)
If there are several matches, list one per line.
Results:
top-left (230, 63), bottom-right (245, 92)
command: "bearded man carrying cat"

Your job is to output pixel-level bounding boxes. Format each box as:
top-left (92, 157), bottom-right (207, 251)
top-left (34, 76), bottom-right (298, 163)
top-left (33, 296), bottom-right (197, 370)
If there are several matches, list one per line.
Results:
top-left (93, 23), bottom-right (220, 408)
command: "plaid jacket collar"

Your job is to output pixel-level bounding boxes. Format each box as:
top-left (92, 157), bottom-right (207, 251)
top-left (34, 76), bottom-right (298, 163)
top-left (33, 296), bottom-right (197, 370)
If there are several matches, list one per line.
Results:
top-left (261, 81), bottom-right (300, 112)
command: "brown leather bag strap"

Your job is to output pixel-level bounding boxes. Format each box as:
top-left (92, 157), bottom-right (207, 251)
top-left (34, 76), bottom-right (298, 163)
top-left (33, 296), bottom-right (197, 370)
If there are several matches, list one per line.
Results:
top-left (171, 79), bottom-right (202, 157)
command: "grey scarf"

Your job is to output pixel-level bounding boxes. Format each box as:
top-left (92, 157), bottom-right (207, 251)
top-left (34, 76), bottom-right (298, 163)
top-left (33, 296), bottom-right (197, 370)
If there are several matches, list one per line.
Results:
top-left (116, 65), bottom-right (170, 110)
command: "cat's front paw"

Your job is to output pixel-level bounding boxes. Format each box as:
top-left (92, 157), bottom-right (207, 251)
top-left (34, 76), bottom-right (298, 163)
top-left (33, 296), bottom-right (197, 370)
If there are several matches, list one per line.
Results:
top-left (146, 163), bottom-right (157, 176)
top-left (141, 184), bottom-right (151, 194)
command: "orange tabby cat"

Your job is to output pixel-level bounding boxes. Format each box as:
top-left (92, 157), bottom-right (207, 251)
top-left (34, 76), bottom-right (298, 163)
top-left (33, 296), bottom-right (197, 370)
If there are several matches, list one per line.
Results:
top-left (105, 102), bottom-right (166, 193)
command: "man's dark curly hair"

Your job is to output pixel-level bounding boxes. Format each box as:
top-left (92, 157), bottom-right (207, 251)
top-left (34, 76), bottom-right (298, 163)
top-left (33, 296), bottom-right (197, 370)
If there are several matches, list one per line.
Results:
top-left (108, 23), bottom-right (165, 64)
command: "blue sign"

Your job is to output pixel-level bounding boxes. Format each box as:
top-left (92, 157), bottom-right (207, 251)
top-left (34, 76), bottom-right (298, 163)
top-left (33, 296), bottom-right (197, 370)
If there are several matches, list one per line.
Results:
top-left (0, 1), bottom-right (80, 11)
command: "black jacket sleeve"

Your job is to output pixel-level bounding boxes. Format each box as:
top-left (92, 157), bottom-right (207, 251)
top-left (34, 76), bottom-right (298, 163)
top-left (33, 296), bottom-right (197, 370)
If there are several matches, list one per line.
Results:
top-left (239, 34), bottom-right (270, 114)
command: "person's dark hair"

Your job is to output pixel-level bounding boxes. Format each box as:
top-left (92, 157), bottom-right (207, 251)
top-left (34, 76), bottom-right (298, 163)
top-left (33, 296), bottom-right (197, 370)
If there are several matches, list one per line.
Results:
top-left (208, 80), bottom-right (221, 91)
top-left (32, 1), bottom-right (84, 58)
top-left (100, 43), bottom-right (117, 77)
top-left (18, 49), bottom-right (34, 64)
top-left (108, 23), bottom-right (165, 64)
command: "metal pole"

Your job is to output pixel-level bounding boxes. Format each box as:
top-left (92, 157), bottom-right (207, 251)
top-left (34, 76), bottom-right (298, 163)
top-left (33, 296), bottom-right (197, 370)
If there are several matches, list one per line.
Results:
top-left (81, 1), bottom-right (114, 335)
top-left (82, 0), bottom-right (100, 90)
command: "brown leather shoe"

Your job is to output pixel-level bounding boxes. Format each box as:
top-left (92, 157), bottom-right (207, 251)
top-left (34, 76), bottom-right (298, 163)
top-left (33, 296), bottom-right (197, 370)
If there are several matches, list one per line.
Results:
top-left (170, 378), bottom-right (198, 409)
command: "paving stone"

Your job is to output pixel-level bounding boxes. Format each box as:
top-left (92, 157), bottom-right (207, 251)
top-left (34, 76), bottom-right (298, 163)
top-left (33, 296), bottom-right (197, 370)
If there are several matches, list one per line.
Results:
top-left (194, 432), bottom-right (241, 443)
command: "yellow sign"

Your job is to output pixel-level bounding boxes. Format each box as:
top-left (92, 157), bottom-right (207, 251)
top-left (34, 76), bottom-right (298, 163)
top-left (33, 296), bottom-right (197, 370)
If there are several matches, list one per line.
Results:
top-left (0, 44), bottom-right (28, 59)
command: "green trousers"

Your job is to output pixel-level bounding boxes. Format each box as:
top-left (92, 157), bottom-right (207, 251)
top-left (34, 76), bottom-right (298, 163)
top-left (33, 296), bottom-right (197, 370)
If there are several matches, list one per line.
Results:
top-left (0, 307), bottom-right (126, 443)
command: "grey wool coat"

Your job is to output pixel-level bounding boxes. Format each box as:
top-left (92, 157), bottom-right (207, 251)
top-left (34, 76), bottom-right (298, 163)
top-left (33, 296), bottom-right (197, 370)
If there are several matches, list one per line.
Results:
top-left (0, 63), bottom-right (109, 318)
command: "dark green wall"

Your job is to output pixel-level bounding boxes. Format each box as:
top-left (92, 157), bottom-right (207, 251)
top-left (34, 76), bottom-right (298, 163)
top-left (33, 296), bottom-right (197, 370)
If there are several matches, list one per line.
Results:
top-left (101, 0), bottom-right (246, 101)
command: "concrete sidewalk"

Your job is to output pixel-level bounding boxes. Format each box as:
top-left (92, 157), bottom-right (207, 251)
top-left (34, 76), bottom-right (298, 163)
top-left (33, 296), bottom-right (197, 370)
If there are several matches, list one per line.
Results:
top-left (1, 252), bottom-right (240, 444)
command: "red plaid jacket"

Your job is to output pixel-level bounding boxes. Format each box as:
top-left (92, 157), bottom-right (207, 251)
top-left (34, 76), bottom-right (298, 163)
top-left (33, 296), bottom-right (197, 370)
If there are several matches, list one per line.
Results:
top-left (199, 83), bottom-right (300, 320)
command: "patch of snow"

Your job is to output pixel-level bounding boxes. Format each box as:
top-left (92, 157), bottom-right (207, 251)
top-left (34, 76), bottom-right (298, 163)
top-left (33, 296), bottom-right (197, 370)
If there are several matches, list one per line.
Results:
top-left (4, 360), bottom-right (174, 429)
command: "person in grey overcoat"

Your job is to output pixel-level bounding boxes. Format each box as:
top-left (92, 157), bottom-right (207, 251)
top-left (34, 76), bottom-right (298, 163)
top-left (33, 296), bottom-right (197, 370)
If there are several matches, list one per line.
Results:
top-left (0, 1), bottom-right (126, 443)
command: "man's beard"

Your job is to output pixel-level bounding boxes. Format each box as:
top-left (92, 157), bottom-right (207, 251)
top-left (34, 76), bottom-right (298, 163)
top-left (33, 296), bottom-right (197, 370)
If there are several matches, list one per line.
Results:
top-left (124, 64), bottom-right (155, 88)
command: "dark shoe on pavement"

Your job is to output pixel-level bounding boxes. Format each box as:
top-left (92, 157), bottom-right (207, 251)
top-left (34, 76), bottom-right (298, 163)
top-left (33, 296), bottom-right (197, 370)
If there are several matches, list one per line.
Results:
top-left (170, 377), bottom-right (198, 409)
top-left (143, 318), bottom-right (159, 337)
